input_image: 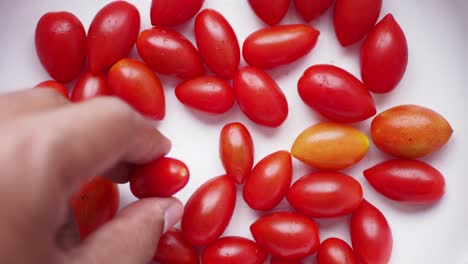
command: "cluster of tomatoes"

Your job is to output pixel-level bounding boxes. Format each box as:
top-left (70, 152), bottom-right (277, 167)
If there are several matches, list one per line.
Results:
top-left (32, 0), bottom-right (453, 263)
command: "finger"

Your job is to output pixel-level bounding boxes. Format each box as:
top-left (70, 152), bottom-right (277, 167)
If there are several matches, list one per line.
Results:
top-left (102, 163), bottom-right (134, 184)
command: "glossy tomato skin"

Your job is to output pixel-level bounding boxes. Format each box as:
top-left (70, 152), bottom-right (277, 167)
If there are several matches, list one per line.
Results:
top-left (248, 0), bottom-right (290, 26)
top-left (298, 64), bottom-right (376, 122)
top-left (202, 236), bottom-right (268, 264)
top-left (294, 0), bottom-right (334, 22)
top-left (87, 1), bottom-right (140, 74)
top-left (154, 228), bottom-right (200, 264)
top-left (251, 212), bottom-right (320, 260)
top-left (271, 259), bottom-right (302, 264)
top-left (151, 0), bottom-right (204, 27)
top-left (35, 12), bottom-right (86, 83)
top-left (233, 67), bottom-right (288, 127)
top-left (182, 175), bottom-right (236, 246)
top-left (34, 80), bottom-right (69, 99)
top-left (243, 25), bottom-right (320, 69)
top-left (361, 14), bottom-right (408, 93)
top-left (175, 76), bottom-right (235, 114)
top-left (219, 122), bottom-right (254, 184)
top-left (243, 151), bottom-right (292, 211)
top-left (317, 238), bottom-right (359, 264)
top-left (287, 172), bottom-right (363, 218)
top-left (71, 71), bottom-right (109, 102)
top-left (137, 27), bottom-right (205, 79)
top-left (333, 0), bottom-right (382, 46)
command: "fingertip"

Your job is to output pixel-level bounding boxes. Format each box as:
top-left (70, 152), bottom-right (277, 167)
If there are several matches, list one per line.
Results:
top-left (162, 198), bottom-right (183, 233)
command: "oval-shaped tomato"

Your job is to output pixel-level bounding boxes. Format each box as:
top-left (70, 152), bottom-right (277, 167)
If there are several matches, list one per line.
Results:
top-left (317, 238), bottom-right (359, 264)
top-left (291, 123), bottom-right (369, 170)
top-left (71, 176), bottom-right (119, 240)
top-left (271, 259), bottom-right (302, 264)
top-left (251, 212), bottom-right (320, 260)
top-left (154, 228), bottom-right (199, 264)
top-left (34, 80), bottom-right (69, 99)
top-left (287, 172), bottom-right (363, 218)
top-left (71, 71), bottom-right (109, 102)
top-left (35, 12), bottom-right (86, 83)
top-left (182, 175), bottom-right (236, 246)
top-left (294, 0), bottom-right (334, 22)
top-left (298, 64), bottom-right (376, 122)
top-left (130, 157), bottom-right (190, 199)
top-left (151, 0), bottom-right (204, 27)
top-left (87, 1), bottom-right (140, 74)
top-left (243, 25), bottom-right (320, 69)
top-left (248, 0), bottom-right (290, 26)
top-left (371, 105), bottom-right (453, 158)
top-left (202, 236), bottom-right (268, 264)
top-left (243, 151), bottom-right (292, 211)
top-left (219, 122), bottom-right (254, 184)
top-left (333, 0), bottom-right (382, 46)
top-left (233, 67), bottom-right (288, 127)
top-left (361, 14), bottom-right (408, 93)
top-left (175, 76), bottom-right (235, 114)
top-left (350, 200), bottom-right (393, 264)
top-left (364, 159), bottom-right (446, 203)
top-left (137, 27), bottom-right (205, 79)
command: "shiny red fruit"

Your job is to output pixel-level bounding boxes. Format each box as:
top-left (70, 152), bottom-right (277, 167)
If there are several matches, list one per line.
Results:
top-left (248, 0), bottom-right (290, 26)
top-left (34, 80), bottom-right (69, 99)
top-left (202, 236), bottom-right (267, 264)
top-left (317, 238), bottom-right (359, 264)
top-left (154, 228), bottom-right (200, 264)
top-left (151, 0), bottom-right (204, 27)
top-left (71, 71), bottom-right (109, 102)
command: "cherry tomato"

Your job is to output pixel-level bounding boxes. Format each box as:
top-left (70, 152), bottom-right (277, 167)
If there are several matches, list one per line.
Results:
top-left (130, 157), bottom-right (190, 199)
top-left (298, 64), bottom-right (376, 122)
top-left (219, 122), bottom-right (254, 184)
top-left (71, 176), bottom-right (119, 240)
top-left (35, 12), bottom-right (86, 83)
top-left (154, 228), bottom-right (200, 264)
top-left (243, 25), bottom-right (320, 69)
top-left (87, 1), bottom-right (140, 74)
top-left (294, 0), bottom-right (334, 22)
top-left (71, 71), bottom-right (109, 102)
top-left (151, 0), bottom-right (204, 27)
top-left (175, 76), bottom-right (235, 114)
top-left (361, 14), bottom-right (408, 93)
top-left (248, 0), bottom-right (290, 26)
top-left (137, 27), bottom-right (205, 79)
top-left (34, 80), bottom-right (69, 99)
top-left (271, 259), bottom-right (302, 264)
top-left (287, 172), bottom-right (363, 218)
top-left (108, 58), bottom-right (165, 120)
top-left (291, 123), bottom-right (369, 170)
top-left (251, 212), bottom-right (320, 260)
top-left (364, 159), bottom-right (446, 203)
top-left (195, 9), bottom-right (240, 79)
top-left (317, 238), bottom-right (359, 264)
top-left (243, 151), bottom-right (292, 211)
top-left (371, 105), bottom-right (453, 158)
top-left (333, 0), bottom-right (382, 46)
top-left (350, 200), bottom-right (393, 264)
top-left (202, 236), bottom-right (268, 264)
top-left (233, 67), bottom-right (288, 127)
top-left (182, 175), bottom-right (236, 246)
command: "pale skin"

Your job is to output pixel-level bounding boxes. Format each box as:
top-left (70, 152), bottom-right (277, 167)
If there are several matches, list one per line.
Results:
top-left (0, 89), bottom-right (183, 263)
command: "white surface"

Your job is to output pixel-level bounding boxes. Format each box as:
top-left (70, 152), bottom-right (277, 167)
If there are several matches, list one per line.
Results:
top-left (1, 0), bottom-right (468, 263)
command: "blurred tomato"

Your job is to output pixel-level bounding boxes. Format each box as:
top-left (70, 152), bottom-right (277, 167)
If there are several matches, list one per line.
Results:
top-left (34, 80), bottom-right (69, 99)
top-left (248, 0), bottom-right (290, 26)
top-left (151, 0), bottom-right (204, 27)
top-left (294, 0), bottom-right (334, 22)
top-left (317, 238), bottom-right (359, 264)
top-left (202, 236), bottom-right (267, 264)
top-left (271, 259), bottom-right (302, 264)
top-left (154, 228), bottom-right (199, 264)
top-left (71, 71), bottom-right (108, 102)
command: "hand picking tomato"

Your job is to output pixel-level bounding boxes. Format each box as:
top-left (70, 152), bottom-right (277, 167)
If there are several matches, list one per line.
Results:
top-left (297, 64), bottom-right (376, 122)
top-left (202, 236), bottom-right (268, 264)
top-left (248, 0), bottom-right (290, 26)
top-left (182, 175), bottom-right (236, 246)
top-left (361, 14), bottom-right (408, 93)
top-left (219, 122), bottom-right (254, 184)
top-left (35, 12), bottom-right (86, 83)
top-left (151, 0), bottom-right (204, 27)
top-left (154, 228), bottom-right (200, 264)
top-left (243, 151), bottom-right (292, 211)
top-left (294, 0), bottom-right (334, 22)
top-left (271, 259), bottom-right (302, 264)
top-left (71, 71), bottom-right (109, 102)
top-left (233, 67), bottom-right (288, 127)
top-left (317, 238), bottom-right (359, 264)
top-left (71, 176), bottom-right (119, 240)
top-left (87, 1), bottom-right (140, 74)
top-left (108, 58), bottom-right (166, 120)
top-left (243, 24), bottom-right (320, 69)
top-left (34, 80), bottom-right (69, 99)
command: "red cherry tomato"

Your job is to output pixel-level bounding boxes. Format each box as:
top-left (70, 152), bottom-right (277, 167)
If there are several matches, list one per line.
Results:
top-left (182, 175), bottom-right (236, 246)
top-left (71, 176), bottom-right (119, 240)
top-left (137, 27), bottom-right (205, 79)
top-left (298, 64), bottom-right (376, 122)
top-left (243, 25), bottom-right (320, 69)
top-left (233, 67), bottom-right (288, 127)
top-left (350, 200), bottom-right (393, 264)
top-left (34, 80), bottom-right (69, 99)
top-left (87, 1), bottom-right (140, 74)
top-left (251, 212), bottom-right (320, 260)
top-left (294, 0), bottom-right (334, 22)
top-left (151, 0), bottom-right (204, 27)
top-left (287, 172), bottom-right (363, 218)
top-left (154, 228), bottom-right (200, 264)
top-left (175, 76), bottom-right (235, 114)
top-left (361, 14), bottom-right (408, 93)
top-left (317, 238), bottom-right (359, 264)
top-left (271, 259), bottom-right (302, 264)
top-left (195, 9), bottom-right (240, 79)
top-left (243, 151), bottom-right (292, 211)
top-left (333, 0), bottom-right (382, 46)
top-left (108, 58), bottom-right (165, 120)
top-left (71, 71), bottom-right (109, 102)
top-left (35, 12), bottom-right (86, 83)
top-left (202, 236), bottom-right (268, 264)
top-left (248, 0), bottom-right (290, 26)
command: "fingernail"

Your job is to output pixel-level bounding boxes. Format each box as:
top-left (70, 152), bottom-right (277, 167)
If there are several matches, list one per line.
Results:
top-left (163, 200), bottom-right (183, 232)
